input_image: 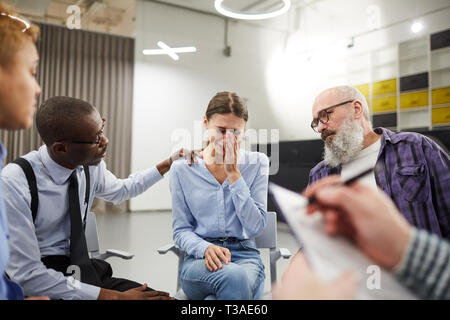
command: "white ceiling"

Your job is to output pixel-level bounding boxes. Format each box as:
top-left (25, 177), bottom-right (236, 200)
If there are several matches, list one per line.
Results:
top-left (143, 0), bottom-right (318, 33)
top-left (147, 0), bottom-right (318, 15)
top-left (12, 0), bottom-right (316, 17)
top-left (6, 0), bottom-right (137, 35)
top-left (148, 0), bottom-right (216, 13)
top-left (9, 0), bottom-right (449, 38)
top-left (8, 0), bottom-right (312, 35)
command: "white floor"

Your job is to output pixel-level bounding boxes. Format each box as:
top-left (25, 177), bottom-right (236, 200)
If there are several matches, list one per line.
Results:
top-left (95, 210), bottom-right (300, 297)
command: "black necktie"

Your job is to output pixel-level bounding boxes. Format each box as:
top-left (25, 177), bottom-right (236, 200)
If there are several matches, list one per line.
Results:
top-left (68, 171), bottom-right (101, 286)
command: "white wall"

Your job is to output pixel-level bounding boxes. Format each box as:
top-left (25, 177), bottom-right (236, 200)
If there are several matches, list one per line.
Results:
top-left (265, 0), bottom-right (450, 141)
top-left (130, 0), bottom-right (287, 210)
top-left (131, 0), bottom-right (450, 211)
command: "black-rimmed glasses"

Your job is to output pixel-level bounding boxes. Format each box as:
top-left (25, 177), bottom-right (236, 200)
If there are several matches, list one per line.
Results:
top-left (57, 118), bottom-right (106, 145)
top-left (311, 100), bottom-right (354, 132)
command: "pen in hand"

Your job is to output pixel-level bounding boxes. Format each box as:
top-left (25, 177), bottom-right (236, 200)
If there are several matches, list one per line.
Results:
top-left (308, 167), bottom-right (375, 205)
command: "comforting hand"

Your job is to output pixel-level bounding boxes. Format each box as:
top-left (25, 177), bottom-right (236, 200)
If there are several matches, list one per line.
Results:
top-left (156, 147), bottom-right (203, 175)
top-left (272, 252), bottom-right (358, 300)
top-left (204, 244), bottom-right (231, 272)
top-left (170, 147), bottom-right (203, 166)
top-left (303, 175), bottom-right (412, 270)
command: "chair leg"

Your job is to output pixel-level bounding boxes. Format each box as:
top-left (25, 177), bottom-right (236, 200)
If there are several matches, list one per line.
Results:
top-left (269, 248), bottom-right (281, 284)
top-left (176, 253), bottom-right (184, 292)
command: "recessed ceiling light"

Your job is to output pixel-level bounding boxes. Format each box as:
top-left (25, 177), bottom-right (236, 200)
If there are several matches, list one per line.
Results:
top-left (411, 21), bottom-right (424, 33)
top-left (214, 0), bottom-right (291, 20)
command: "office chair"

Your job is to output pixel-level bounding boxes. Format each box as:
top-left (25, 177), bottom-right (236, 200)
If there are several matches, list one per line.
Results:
top-left (157, 211), bottom-right (292, 299)
top-left (85, 211), bottom-right (134, 260)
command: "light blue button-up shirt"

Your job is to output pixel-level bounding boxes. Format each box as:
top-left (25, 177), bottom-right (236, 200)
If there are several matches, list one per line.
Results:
top-left (0, 142), bottom-right (24, 300)
top-left (170, 150), bottom-right (269, 259)
top-left (1, 145), bottom-right (163, 300)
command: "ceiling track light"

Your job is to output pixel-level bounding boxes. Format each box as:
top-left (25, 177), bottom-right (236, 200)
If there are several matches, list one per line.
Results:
top-left (214, 0), bottom-right (292, 20)
top-left (157, 41), bottom-right (179, 61)
top-left (143, 41), bottom-right (197, 61)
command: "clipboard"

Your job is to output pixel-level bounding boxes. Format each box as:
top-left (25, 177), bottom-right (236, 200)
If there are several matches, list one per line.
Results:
top-left (268, 182), bottom-right (416, 300)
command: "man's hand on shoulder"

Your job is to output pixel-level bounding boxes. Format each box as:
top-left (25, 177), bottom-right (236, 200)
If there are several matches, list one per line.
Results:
top-left (156, 148), bottom-right (203, 175)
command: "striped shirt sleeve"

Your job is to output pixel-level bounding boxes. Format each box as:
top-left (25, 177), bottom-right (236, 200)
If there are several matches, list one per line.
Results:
top-left (393, 228), bottom-right (450, 299)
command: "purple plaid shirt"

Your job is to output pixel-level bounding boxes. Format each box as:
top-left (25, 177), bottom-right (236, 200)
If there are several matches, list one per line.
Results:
top-left (309, 127), bottom-right (450, 239)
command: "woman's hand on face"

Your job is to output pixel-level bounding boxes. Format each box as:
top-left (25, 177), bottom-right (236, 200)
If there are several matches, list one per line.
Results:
top-left (204, 134), bottom-right (223, 166)
top-left (224, 131), bottom-right (241, 184)
top-left (204, 244), bottom-right (231, 272)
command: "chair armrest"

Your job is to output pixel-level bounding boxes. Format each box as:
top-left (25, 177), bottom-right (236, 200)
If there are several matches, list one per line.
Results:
top-left (157, 243), bottom-right (184, 258)
top-left (97, 249), bottom-right (134, 260)
top-left (157, 244), bottom-right (177, 254)
top-left (279, 248), bottom-right (292, 259)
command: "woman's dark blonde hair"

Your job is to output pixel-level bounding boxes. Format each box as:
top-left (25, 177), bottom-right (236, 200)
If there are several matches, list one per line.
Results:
top-left (205, 91), bottom-right (248, 122)
top-left (0, 1), bottom-right (39, 68)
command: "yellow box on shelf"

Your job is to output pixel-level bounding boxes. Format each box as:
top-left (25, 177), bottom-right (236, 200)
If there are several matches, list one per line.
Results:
top-left (372, 79), bottom-right (397, 96)
top-left (432, 87), bottom-right (450, 105)
top-left (432, 106), bottom-right (450, 125)
top-left (354, 84), bottom-right (369, 98)
top-left (400, 90), bottom-right (429, 109)
top-left (372, 95), bottom-right (397, 113)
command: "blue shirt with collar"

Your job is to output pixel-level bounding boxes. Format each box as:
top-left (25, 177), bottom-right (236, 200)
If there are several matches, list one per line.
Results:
top-left (170, 150), bottom-right (269, 259)
top-left (1, 145), bottom-right (163, 300)
top-left (0, 142), bottom-right (24, 300)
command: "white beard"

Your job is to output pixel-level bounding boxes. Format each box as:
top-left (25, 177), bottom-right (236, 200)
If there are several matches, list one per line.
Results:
top-left (323, 116), bottom-right (364, 168)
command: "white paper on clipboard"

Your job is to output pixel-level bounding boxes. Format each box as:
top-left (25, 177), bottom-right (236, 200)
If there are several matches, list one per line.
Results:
top-left (269, 183), bottom-right (416, 300)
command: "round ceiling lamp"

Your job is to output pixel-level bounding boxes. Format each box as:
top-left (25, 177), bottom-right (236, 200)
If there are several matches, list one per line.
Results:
top-left (214, 0), bottom-right (292, 20)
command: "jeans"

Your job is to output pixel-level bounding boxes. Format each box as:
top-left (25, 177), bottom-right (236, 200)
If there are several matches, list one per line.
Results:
top-left (180, 238), bottom-right (265, 300)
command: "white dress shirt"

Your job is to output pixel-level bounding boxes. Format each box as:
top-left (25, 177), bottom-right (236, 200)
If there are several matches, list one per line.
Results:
top-left (2, 145), bottom-right (163, 300)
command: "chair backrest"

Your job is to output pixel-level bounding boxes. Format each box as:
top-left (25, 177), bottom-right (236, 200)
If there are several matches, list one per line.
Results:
top-left (85, 211), bottom-right (100, 254)
top-left (255, 211), bottom-right (277, 249)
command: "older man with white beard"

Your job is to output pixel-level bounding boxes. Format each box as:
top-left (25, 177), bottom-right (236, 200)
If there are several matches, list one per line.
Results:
top-left (308, 86), bottom-right (450, 240)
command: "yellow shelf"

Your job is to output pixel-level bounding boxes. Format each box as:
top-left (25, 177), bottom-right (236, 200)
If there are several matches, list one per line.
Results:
top-left (432, 87), bottom-right (450, 105)
top-left (372, 95), bottom-right (397, 113)
top-left (432, 106), bottom-right (450, 124)
top-left (372, 79), bottom-right (397, 96)
top-left (354, 83), bottom-right (369, 98)
top-left (400, 90), bottom-right (429, 109)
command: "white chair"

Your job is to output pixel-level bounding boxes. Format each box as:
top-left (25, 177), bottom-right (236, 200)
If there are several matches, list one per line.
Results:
top-left (157, 211), bottom-right (292, 299)
top-left (85, 211), bottom-right (134, 260)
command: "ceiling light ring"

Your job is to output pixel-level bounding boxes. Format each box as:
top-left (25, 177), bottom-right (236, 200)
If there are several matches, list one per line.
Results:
top-left (214, 0), bottom-right (292, 20)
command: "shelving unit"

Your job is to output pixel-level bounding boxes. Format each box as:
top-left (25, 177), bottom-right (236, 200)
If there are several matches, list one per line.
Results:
top-left (430, 40), bottom-right (450, 128)
top-left (348, 28), bottom-right (450, 131)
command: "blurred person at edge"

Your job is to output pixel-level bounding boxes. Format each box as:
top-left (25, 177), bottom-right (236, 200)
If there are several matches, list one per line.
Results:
top-left (273, 176), bottom-right (450, 300)
top-left (0, 1), bottom-right (47, 300)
